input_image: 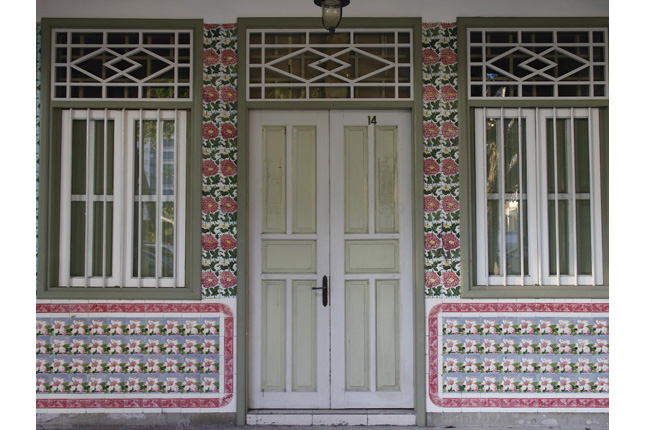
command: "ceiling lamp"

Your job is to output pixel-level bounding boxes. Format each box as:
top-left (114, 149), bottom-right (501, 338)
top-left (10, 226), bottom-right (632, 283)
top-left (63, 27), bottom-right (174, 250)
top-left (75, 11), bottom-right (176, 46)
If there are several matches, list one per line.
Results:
top-left (314, 0), bottom-right (350, 35)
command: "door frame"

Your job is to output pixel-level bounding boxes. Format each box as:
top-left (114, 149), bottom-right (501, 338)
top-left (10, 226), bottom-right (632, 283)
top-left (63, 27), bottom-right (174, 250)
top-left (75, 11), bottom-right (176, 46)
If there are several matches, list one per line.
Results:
top-left (236, 17), bottom-right (425, 426)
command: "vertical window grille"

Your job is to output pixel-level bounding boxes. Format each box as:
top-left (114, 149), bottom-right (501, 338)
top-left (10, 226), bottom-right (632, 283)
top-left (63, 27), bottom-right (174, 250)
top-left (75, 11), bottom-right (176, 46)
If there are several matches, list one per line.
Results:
top-left (474, 108), bottom-right (602, 287)
top-left (59, 109), bottom-right (186, 288)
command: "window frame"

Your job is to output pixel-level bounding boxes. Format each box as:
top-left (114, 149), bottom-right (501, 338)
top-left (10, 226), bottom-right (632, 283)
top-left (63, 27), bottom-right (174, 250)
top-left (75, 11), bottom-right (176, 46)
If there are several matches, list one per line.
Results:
top-left (457, 17), bottom-right (609, 299)
top-left (37, 18), bottom-right (203, 299)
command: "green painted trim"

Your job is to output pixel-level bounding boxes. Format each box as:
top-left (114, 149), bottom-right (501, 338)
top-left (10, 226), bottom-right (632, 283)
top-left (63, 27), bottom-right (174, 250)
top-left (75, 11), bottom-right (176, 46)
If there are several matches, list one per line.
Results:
top-left (600, 108), bottom-right (609, 287)
top-left (237, 17), bottom-right (425, 426)
top-left (464, 286), bottom-right (609, 299)
top-left (466, 100), bottom-right (609, 108)
top-left (37, 18), bottom-right (204, 300)
top-left (457, 16), bottom-right (609, 28)
top-left (40, 17), bottom-right (203, 29)
top-left (37, 19), bottom-right (55, 299)
top-left (240, 17), bottom-right (423, 29)
top-left (246, 101), bottom-right (414, 110)
top-left (236, 20), bottom-right (250, 426)
top-left (409, 17), bottom-right (426, 428)
top-left (50, 101), bottom-right (196, 109)
top-left (457, 16), bottom-right (609, 299)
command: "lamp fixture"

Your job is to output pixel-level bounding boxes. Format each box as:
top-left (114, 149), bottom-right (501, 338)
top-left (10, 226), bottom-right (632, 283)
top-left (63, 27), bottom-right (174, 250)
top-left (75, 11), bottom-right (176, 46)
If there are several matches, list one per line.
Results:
top-left (314, 0), bottom-right (350, 36)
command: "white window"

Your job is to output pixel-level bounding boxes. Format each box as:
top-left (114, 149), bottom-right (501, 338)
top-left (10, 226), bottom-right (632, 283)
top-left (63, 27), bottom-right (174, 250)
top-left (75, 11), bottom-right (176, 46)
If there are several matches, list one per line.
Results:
top-left (474, 107), bottom-right (603, 287)
top-left (58, 109), bottom-right (187, 288)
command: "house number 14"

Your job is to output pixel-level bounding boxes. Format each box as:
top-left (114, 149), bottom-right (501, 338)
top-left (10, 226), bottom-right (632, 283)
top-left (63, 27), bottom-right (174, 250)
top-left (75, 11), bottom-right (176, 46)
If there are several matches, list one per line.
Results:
top-left (368, 116), bottom-right (377, 125)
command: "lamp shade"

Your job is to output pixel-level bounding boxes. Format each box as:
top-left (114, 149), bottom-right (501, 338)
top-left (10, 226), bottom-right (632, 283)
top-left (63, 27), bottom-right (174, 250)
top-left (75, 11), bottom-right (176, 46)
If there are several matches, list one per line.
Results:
top-left (314, 0), bottom-right (350, 35)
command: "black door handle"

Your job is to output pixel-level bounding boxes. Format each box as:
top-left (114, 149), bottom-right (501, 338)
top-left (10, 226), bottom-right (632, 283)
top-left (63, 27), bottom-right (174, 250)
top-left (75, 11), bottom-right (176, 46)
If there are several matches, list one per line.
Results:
top-left (311, 275), bottom-right (328, 307)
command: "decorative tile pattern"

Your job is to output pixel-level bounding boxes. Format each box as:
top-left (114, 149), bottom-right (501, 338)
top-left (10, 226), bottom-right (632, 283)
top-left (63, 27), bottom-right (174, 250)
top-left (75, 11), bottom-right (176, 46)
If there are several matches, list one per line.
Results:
top-left (201, 24), bottom-right (239, 298)
top-left (36, 303), bottom-right (234, 410)
top-left (422, 23), bottom-right (460, 297)
top-left (428, 301), bottom-right (609, 409)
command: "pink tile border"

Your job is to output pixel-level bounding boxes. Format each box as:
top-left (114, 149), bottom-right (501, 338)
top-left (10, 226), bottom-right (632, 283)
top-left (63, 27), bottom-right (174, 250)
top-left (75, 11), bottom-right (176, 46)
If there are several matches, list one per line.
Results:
top-left (428, 302), bottom-right (609, 409)
top-left (36, 303), bottom-right (234, 409)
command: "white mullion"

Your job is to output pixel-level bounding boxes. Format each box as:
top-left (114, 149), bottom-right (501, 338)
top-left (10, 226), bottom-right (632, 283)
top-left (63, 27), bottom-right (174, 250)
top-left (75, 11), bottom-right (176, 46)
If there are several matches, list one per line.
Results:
top-left (499, 108), bottom-right (507, 283)
top-left (66, 32), bottom-right (72, 99)
top-left (137, 109), bottom-right (143, 287)
top-left (155, 109), bottom-right (162, 286)
top-left (174, 31), bottom-right (179, 100)
top-left (533, 109), bottom-right (542, 286)
top-left (475, 108), bottom-right (488, 286)
top-left (518, 107), bottom-right (525, 286)
top-left (102, 110), bottom-right (108, 287)
top-left (102, 31), bottom-right (107, 99)
top-left (551, 107), bottom-right (561, 284)
top-left (59, 110), bottom-right (73, 287)
top-left (589, 108), bottom-right (602, 285)
top-left (286, 124), bottom-right (293, 235)
top-left (568, 108), bottom-right (578, 283)
top-left (84, 109), bottom-right (93, 283)
top-left (113, 109), bottom-right (125, 288)
top-left (394, 31), bottom-right (399, 98)
top-left (368, 116), bottom-right (375, 235)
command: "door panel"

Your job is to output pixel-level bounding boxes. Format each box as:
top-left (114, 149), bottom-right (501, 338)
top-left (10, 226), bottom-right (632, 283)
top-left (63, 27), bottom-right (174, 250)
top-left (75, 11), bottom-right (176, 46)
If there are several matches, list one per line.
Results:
top-left (329, 110), bottom-right (413, 408)
top-left (249, 111), bottom-right (330, 408)
top-left (249, 110), bottom-right (412, 409)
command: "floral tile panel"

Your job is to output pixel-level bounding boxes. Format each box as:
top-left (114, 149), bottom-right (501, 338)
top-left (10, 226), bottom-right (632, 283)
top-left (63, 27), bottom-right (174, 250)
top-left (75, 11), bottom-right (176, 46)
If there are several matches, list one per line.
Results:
top-left (422, 23), bottom-right (461, 297)
top-left (428, 301), bottom-right (609, 410)
top-left (36, 303), bottom-right (234, 411)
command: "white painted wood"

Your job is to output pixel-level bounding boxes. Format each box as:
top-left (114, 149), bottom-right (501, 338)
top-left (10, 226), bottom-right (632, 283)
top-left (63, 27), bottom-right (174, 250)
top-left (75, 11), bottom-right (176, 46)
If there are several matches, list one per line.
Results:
top-left (262, 280), bottom-right (287, 392)
top-left (330, 110), bottom-right (414, 409)
top-left (292, 280), bottom-right (318, 392)
top-left (344, 280), bottom-right (370, 392)
top-left (249, 109), bottom-right (413, 410)
top-left (344, 126), bottom-right (369, 233)
top-left (249, 110), bottom-right (330, 409)
top-left (292, 127), bottom-right (317, 234)
top-left (375, 280), bottom-right (400, 391)
top-left (262, 126), bottom-right (287, 233)
top-left (374, 126), bottom-right (399, 233)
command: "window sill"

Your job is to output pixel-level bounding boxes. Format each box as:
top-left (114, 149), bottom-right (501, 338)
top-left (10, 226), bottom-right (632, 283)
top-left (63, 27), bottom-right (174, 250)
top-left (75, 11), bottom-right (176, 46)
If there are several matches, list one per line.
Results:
top-left (461, 285), bottom-right (609, 299)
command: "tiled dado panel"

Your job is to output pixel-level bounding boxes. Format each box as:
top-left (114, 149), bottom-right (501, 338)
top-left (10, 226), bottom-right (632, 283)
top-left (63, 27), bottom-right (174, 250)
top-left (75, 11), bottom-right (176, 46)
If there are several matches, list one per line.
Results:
top-left (36, 302), bottom-right (234, 411)
top-left (428, 301), bottom-right (609, 411)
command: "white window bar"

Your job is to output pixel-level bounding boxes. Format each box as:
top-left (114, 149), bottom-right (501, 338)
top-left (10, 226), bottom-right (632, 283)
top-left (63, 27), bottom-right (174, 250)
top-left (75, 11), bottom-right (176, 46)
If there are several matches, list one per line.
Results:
top-left (137, 109), bottom-right (143, 287)
top-left (569, 107), bottom-right (578, 283)
top-left (155, 109), bottom-right (162, 287)
top-left (498, 108), bottom-right (507, 283)
top-left (84, 108), bottom-right (92, 287)
top-left (589, 108), bottom-right (603, 285)
top-left (518, 106), bottom-right (525, 286)
top-left (102, 109), bottom-right (108, 287)
top-left (475, 107), bottom-right (488, 286)
top-left (533, 108), bottom-right (542, 286)
top-left (551, 107), bottom-right (561, 284)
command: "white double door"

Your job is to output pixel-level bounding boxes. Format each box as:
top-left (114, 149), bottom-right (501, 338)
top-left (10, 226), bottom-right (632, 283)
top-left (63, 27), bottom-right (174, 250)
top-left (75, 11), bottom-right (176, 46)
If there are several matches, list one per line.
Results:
top-left (249, 110), bottom-right (413, 409)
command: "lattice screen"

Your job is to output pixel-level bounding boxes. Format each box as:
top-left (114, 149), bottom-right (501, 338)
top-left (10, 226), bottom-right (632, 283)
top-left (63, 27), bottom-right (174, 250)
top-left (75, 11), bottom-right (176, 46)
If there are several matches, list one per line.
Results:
top-left (52, 30), bottom-right (193, 100)
top-left (247, 28), bottom-right (414, 101)
top-left (468, 28), bottom-right (608, 99)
